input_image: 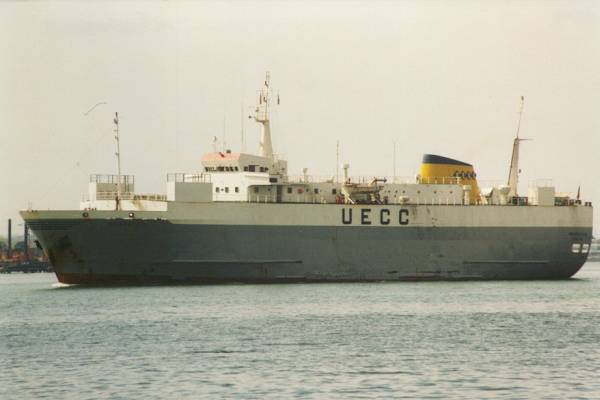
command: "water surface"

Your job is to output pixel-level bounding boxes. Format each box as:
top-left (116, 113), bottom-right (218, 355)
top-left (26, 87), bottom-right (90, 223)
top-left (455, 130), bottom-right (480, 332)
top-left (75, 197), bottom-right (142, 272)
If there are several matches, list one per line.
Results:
top-left (2, 263), bottom-right (600, 399)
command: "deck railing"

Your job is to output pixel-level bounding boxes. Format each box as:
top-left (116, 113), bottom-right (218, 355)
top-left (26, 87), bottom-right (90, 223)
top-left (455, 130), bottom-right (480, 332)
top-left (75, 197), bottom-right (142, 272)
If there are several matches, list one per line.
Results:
top-left (90, 174), bottom-right (135, 184)
top-left (167, 173), bottom-right (212, 183)
top-left (285, 175), bottom-right (464, 185)
top-left (92, 192), bottom-right (166, 201)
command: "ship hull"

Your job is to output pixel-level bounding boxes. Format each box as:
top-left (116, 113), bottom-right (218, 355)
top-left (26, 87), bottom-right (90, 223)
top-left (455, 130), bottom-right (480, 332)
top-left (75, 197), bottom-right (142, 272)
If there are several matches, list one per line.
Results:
top-left (22, 203), bottom-right (592, 284)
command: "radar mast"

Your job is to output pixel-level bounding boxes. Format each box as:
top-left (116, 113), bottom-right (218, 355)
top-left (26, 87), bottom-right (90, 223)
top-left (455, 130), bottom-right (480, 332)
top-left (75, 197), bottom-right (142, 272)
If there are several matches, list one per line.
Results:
top-left (253, 72), bottom-right (274, 159)
top-left (507, 96), bottom-right (529, 198)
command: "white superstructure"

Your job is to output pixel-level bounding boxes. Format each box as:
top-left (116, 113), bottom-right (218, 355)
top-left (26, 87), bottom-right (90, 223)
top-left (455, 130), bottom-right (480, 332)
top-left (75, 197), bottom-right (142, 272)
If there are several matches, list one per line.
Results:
top-left (80, 74), bottom-right (588, 214)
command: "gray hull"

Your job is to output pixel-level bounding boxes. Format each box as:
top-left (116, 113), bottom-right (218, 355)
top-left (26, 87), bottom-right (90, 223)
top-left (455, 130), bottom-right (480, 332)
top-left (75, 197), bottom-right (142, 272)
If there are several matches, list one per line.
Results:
top-left (26, 218), bottom-right (591, 284)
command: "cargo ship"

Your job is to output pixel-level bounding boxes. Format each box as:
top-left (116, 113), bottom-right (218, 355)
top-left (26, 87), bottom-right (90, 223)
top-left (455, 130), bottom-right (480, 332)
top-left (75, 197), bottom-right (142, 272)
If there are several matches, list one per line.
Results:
top-left (21, 74), bottom-right (593, 284)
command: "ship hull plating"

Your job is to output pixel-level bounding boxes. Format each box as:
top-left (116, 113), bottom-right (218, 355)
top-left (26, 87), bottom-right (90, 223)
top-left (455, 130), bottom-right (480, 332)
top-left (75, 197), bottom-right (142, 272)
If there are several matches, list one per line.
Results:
top-left (25, 216), bottom-right (591, 284)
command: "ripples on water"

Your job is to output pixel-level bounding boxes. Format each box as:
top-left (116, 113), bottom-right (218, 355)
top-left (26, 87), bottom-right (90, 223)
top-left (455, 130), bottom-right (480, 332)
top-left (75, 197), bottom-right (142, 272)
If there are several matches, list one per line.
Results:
top-left (2, 264), bottom-right (600, 399)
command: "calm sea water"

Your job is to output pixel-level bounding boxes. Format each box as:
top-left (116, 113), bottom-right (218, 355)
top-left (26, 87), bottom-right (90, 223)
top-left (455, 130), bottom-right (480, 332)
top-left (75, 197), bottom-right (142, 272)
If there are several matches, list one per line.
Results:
top-left (2, 264), bottom-right (600, 399)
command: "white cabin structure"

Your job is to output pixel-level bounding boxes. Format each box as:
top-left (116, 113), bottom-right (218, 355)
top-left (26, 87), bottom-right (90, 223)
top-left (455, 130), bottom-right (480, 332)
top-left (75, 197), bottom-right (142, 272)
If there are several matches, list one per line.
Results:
top-left (80, 73), bottom-right (585, 212)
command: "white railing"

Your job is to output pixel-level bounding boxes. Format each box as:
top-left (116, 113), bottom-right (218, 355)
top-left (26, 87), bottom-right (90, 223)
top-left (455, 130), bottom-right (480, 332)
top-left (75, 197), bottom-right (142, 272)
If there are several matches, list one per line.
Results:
top-left (93, 192), bottom-right (166, 201)
top-left (284, 175), bottom-right (462, 185)
top-left (90, 174), bottom-right (134, 185)
top-left (167, 173), bottom-right (211, 183)
top-left (133, 193), bottom-right (167, 201)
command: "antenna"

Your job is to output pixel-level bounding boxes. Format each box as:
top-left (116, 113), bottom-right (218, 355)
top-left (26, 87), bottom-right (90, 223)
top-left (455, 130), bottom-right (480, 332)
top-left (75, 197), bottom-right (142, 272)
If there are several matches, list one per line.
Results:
top-left (83, 101), bottom-right (107, 116)
top-left (113, 112), bottom-right (122, 210)
top-left (515, 95), bottom-right (525, 139)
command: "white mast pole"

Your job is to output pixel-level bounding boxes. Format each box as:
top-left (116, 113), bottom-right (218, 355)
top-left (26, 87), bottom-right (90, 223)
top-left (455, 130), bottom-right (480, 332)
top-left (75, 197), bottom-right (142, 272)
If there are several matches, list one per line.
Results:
top-left (113, 112), bottom-right (122, 210)
top-left (515, 95), bottom-right (524, 139)
top-left (254, 72), bottom-right (274, 159)
top-left (507, 96), bottom-right (526, 198)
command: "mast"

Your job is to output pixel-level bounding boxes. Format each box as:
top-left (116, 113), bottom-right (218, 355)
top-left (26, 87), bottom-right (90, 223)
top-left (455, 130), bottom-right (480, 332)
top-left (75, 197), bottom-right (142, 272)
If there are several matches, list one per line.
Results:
top-left (507, 96), bottom-right (526, 198)
top-left (113, 112), bottom-right (122, 210)
top-left (253, 72), bottom-right (274, 159)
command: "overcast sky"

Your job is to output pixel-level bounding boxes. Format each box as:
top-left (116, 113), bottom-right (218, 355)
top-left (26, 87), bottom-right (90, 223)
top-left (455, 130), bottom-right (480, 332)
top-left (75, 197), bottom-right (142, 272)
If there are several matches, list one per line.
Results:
top-left (1, 0), bottom-right (599, 235)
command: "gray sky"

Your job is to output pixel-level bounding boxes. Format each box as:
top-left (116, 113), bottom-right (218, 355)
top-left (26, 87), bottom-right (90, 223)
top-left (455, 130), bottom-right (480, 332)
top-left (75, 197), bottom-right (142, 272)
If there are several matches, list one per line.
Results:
top-left (1, 0), bottom-right (599, 235)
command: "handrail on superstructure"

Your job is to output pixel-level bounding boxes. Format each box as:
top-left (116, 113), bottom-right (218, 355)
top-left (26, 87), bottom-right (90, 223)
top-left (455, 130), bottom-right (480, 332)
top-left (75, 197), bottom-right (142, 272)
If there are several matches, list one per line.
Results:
top-left (90, 174), bottom-right (135, 184)
top-left (284, 175), bottom-right (463, 185)
top-left (167, 173), bottom-right (212, 183)
top-left (93, 191), bottom-right (167, 201)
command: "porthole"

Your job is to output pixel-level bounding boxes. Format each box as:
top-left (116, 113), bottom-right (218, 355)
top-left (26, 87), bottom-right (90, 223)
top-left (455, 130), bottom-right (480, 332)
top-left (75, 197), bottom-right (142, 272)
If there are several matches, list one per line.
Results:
top-left (82, 212), bottom-right (89, 218)
top-left (128, 212), bottom-right (135, 218)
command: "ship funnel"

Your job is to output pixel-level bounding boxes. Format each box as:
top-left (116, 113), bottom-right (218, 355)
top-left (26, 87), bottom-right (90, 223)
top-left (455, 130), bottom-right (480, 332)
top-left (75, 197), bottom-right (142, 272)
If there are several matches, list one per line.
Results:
top-left (419, 154), bottom-right (481, 203)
